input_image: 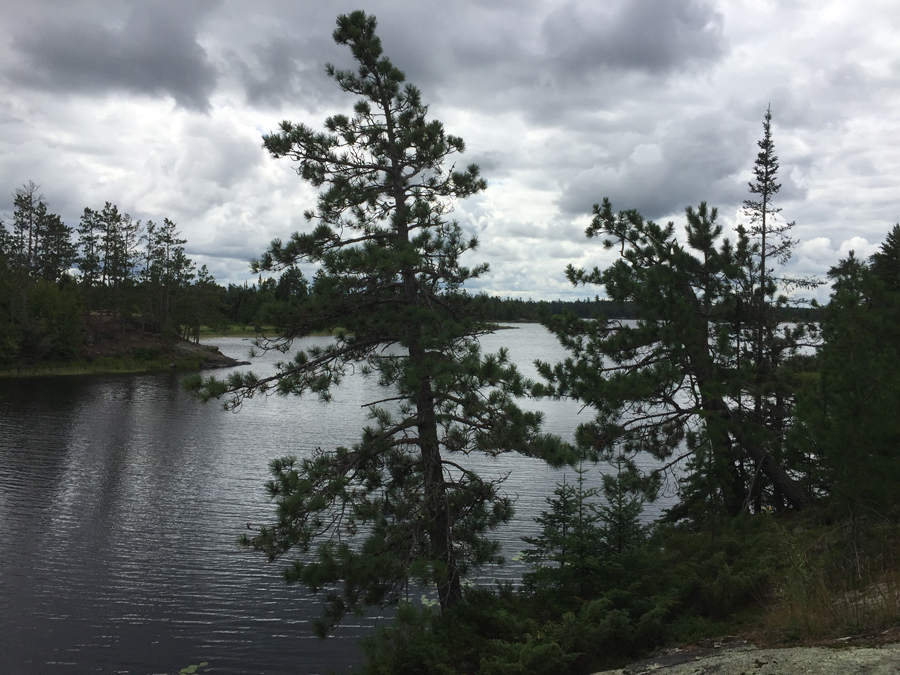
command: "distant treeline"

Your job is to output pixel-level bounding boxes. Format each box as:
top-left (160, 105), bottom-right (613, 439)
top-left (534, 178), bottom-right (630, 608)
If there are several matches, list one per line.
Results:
top-left (475, 294), bottom-right (820, 322)
top-left (475, 295), bottom-right (635, 320)
top-left (0, 181), bottom-right (821, 366)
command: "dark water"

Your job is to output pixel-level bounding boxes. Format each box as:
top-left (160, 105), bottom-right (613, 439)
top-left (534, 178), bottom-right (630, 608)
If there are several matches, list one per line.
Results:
top-left (0, 324), bottom-right (667, 675)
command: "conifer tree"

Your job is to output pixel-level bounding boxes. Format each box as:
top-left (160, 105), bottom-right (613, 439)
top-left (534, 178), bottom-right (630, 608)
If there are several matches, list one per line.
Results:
top-left (77, 207), bottom-right (102, 320)
top-left (522, 465), bottom-right (603, 598)
top-left (190, 11), bottom-right (563, 632)
top-left (735, 108), bottom-right (816, 510)
top-left (10, 181), bottom-right (43, 273)
top-left (8, 183), bottom-right (75, 282)
top-left (539, 201), bottom-right (810, 518)
top-left (792, 249), bottom-right (900, 515)
top-left (870, 223), bottom-right (900, 291)
top-left (742, 106), bottom-right (798, 303)
top-left (596, 457), bottom-right (645, 556)
top-left (138, 219), bottom-right (161, 331)
top-left (35, 212), bottom-right (76, 282)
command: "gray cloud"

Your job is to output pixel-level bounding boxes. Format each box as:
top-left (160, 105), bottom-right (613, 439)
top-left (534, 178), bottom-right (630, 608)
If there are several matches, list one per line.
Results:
top-left (541, 0), bottom-right (726, 78)
top-left (0, 0), bottom-right (898, 301)
top-left (555, 112), bottom-right (748, 221)
top-left (8, 1), bottom-right (218, 111)
top-left (236, 36), bottom-right (333, 108)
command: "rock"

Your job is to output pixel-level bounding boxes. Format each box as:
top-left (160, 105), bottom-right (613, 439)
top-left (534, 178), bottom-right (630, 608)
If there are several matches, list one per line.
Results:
top-left (199, 346), bottom-right (251, 370)
top-left (168, 341), bottom-right (250, 369)
top-left (594, 642), bottom-right (900, 675)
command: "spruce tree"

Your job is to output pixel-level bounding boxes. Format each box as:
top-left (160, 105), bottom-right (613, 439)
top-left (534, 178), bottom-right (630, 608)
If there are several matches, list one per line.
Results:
top-left (521, 465), bottom-right (602, 598)
top-left (792, 249), bottom-right (900, 516)
top-left (742, 107), bottom-right (797, 300)
top-left (191, 11), bottom-right (563, 632)
top-left (596, 457), bottom-right (645, 556)
top-left (736, 107), bottom-right (816, 510)
top-left (870, 223), bottom-right (900, 291)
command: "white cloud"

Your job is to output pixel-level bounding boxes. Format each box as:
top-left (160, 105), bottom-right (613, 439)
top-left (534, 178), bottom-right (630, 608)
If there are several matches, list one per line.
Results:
top-left (838, 236), bottom-right (878, 260)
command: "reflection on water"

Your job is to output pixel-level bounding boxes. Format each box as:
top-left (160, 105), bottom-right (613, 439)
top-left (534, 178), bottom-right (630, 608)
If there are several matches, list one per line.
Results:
top-left (0, 324), bottom-right (669, 675)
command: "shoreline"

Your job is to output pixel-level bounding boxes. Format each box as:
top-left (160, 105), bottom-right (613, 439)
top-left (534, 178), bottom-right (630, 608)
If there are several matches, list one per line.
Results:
top-left (0, 341), bottom-right (249, 379)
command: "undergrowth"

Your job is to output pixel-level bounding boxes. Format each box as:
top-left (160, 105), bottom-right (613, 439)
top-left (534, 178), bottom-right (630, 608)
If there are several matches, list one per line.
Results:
top-left (359, 512), bottom-right (900, 675)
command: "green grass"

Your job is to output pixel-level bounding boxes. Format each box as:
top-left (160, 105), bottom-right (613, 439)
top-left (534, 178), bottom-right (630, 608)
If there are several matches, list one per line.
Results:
top-left (199, 325), bottom-right (339, 338)
top-left (198, 324), bottom-right (270, 338)
top-left (0, 355), bottom-right (205, 378)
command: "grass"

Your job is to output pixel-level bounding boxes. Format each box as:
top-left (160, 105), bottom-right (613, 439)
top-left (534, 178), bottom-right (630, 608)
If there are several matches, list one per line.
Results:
top-left (749, 514), bottom-right (900, 643)
top-left (198, 325), bottom-right (337, 338)
top-left (0, 355), bottom-right (205, 378)
top-left (199, 324), bottom-right (271, 338)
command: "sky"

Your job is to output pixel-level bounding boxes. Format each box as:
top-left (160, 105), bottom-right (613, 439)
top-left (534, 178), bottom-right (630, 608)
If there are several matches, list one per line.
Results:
top-left (0, 0), bottom-right (898, 301)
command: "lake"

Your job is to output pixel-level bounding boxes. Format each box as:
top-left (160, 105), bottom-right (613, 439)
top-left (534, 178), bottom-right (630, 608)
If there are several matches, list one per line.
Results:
top-left (0, 324), bottom-right (671, 675)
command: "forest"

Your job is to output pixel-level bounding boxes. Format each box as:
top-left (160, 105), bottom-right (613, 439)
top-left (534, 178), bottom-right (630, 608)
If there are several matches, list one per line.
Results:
top-left (4, 10), bottom-right (900, 675)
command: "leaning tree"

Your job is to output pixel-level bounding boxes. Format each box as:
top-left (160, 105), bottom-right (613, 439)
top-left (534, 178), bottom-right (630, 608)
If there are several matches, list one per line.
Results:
top-left (538, 200), bottom-right (810, 527)
top-left (190, 11), bottom-right (564, 634)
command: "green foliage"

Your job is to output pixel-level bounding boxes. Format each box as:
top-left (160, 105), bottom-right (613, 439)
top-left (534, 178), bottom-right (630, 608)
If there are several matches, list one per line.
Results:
top-left (522, 461), bottom-right (646, 605)
top-left (597, 459), bottom-right (647, 556)
top-left (0, 264), bottom-right (82, 364)
top-left (361, 513), bottom-right (785, 674)
top-left (870, 223), bottom-right (900, 291)
top-left (538, 199), bottom-right (810, 524)
top-left (538, 109), bottom-right (818, 529)
top-left (0, 182), bottom-right (240, 369)
top-left (193, 11), bottom-right (567, 634)
top-left (792, 249), bottom-right (900, 515)
top-left (521, 466), bottom-right (604, 601)
top-left (6, 182), bottom-right (76, 282)
top-left (25, 279), bottom-right (83, 360)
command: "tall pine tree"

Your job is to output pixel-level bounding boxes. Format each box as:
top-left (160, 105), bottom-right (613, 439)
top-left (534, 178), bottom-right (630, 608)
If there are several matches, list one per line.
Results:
top-left (191, 11), bottom-right (564, 633)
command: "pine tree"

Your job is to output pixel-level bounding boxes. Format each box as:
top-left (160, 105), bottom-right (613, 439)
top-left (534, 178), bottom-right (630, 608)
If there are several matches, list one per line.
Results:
top-left (539, 200), bottom-right (810, 519)
top-left (10, 182), bottom-right (43, 274)
top-left (138, 219), bottom-right (161, 331)
top-left (155, 217), bottom-right (191, 332)
top-left (190, 11), bottom-right (563, 633)
top-left (7, 183), bottom-right (76, 282)
top-left (35, 211), bottom-right (76, 282)
top-left (77, 207), bottom-right (102, 323)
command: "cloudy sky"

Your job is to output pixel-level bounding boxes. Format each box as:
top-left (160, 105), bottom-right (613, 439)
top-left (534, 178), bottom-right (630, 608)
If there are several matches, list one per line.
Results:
top-left (1, 0), bottom-right (898, 301)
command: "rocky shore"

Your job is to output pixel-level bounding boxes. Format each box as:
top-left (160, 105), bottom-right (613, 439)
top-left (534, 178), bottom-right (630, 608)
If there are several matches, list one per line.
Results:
top-left (167, 339), bottom-right (251, 369)
top-left (596, 639), bottom-right (900, 674)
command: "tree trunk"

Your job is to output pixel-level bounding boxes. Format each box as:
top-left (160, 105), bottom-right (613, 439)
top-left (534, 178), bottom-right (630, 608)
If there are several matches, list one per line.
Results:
top-left (413, 353), bottom-right (462, 609)
top-left (711, 397), bottom-right (810, 510)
